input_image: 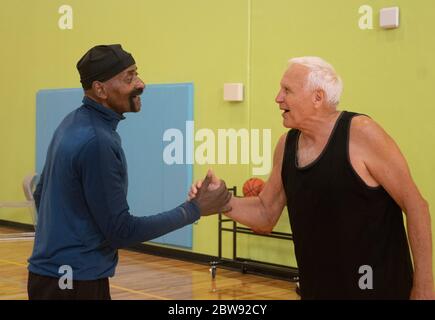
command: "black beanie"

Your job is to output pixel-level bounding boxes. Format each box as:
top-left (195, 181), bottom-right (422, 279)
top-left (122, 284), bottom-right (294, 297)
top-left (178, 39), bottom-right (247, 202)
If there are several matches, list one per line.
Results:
top-left (76, 44), bottom-right (136, 90)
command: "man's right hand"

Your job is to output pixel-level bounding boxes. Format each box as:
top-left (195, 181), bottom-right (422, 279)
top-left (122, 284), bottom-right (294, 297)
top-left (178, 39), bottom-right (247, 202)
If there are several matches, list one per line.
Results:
top-left (188, 170), bottom-right (220, 201)
top-left (191, 170), bottom-right (232, 216)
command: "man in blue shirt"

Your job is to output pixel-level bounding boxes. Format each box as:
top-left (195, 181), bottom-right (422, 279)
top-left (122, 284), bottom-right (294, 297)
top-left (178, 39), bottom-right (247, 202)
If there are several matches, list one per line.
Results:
top-left (27, 44), bottom-right (231, 300)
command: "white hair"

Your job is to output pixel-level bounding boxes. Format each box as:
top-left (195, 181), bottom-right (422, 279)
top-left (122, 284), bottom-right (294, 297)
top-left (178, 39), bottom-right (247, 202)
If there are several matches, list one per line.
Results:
top-left (288, 56), bottom-right (343, 106)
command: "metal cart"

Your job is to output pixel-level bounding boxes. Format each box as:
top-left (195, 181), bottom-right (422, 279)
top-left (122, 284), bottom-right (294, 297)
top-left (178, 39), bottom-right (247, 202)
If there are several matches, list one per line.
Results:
top-left (209, 186), bottom-right (299, 286)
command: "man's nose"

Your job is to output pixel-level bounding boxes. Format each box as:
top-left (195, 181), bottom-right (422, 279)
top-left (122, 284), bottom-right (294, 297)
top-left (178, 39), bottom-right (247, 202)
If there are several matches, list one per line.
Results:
top-left (275, 90), bottom-right (283, 103)
top-left (136, 78), bottom-right (145, 91)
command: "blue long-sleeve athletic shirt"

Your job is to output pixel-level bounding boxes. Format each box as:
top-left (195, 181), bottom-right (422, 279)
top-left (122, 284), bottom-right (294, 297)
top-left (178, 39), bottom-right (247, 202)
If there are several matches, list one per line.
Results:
top-left (28, 96), bottom-right (200, 280)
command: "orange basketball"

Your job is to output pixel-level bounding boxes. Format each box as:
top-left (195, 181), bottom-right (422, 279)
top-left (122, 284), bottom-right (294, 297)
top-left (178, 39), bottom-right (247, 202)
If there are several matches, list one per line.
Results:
top-left (242, 178), bottom-right (265, 197)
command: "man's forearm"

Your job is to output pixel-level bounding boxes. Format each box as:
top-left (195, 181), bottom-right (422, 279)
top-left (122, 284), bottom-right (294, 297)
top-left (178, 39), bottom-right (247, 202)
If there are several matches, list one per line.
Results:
top-left (224, 196), bottom-right (273, 232)
top-left (105, 201), bottom-right (201, 249)
top-left (406, 202), bottom-right (434, 289)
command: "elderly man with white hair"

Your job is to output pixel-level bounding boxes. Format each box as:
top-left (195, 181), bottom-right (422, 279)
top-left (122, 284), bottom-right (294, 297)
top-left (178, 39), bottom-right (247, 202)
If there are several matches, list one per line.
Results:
top-left (189, 57), bottom-right (434, 300)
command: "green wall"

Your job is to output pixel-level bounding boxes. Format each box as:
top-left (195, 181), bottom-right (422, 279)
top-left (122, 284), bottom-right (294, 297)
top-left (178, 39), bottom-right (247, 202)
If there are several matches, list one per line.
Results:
top-left (1, 0), bottom-right (434, 277)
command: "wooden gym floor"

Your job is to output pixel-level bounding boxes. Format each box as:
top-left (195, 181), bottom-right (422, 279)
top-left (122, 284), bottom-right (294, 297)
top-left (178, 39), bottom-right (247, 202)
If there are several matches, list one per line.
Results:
top-left (0, 226), bottom-right (299, 300)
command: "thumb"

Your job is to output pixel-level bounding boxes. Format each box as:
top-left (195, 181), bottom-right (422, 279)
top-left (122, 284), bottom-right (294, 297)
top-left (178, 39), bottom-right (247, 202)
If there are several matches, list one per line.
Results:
top-left (210, 169), bottom-right (220, 185)
top-left (201, 172), bottom-right (212, 190)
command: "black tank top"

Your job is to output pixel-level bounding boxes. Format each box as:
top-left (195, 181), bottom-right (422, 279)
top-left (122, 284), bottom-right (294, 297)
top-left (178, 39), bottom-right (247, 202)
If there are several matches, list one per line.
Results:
top-left (281, 111), bottom-right (413, 299)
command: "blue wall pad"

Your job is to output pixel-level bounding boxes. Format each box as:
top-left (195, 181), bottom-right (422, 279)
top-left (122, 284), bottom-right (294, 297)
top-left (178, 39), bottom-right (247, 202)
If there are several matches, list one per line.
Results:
top-left (36, 84), bottom-right (194, 248)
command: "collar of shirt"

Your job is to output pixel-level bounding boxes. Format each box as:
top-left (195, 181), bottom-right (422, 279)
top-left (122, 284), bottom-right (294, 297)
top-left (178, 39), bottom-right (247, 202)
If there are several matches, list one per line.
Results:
top-left (82, 96), bottom-right (125, 130)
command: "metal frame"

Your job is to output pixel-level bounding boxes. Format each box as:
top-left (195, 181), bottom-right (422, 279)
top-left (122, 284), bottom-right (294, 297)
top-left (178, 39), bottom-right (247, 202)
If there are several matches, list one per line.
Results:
top-left (210, 186), bottom-right (299, 282)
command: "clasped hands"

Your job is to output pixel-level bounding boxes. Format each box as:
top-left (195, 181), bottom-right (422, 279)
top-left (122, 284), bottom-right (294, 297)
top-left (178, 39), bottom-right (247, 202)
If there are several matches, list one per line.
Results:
top-left (189, 169), bottom-right (232, 216)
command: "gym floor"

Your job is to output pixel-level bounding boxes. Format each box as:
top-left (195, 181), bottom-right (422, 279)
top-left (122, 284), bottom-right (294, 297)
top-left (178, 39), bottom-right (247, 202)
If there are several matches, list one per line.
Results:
top-left (0, 226), bottom-right (299, 300)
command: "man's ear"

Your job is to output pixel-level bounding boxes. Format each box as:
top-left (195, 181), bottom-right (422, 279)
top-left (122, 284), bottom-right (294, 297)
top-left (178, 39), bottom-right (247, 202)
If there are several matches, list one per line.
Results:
top-left (312, 89), bottom-right (324, 106)
top-left (92, 81), bottom-right (108, 99)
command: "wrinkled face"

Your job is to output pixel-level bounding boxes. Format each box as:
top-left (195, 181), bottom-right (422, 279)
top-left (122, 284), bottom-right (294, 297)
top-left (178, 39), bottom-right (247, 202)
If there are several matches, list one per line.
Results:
top-left (275, 64), bottom-right (316, 128)
top-left (102, 64), bottom-right (145, 114)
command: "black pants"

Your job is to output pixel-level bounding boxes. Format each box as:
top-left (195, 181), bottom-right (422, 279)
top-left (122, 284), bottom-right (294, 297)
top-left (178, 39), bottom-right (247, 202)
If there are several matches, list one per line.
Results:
top-left (28, 272), bottom-right (111, 300)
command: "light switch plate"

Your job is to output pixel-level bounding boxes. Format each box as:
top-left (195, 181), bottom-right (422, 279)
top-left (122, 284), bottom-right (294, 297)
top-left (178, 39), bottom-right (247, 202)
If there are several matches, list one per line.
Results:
top-left (224, 83), bottom-right (244, 102)
top-left (380, 7), bottom-right (400, 29)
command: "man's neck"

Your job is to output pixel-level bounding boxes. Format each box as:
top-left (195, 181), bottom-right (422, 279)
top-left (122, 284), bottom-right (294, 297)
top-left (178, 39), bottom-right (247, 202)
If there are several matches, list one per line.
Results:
top-left (85, 94), bottom-right (117, 113)
top-left (298, 109), bottom-right (342, 145)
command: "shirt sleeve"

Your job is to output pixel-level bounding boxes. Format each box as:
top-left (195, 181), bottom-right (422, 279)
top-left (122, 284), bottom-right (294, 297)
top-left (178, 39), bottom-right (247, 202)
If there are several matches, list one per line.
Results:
top-left (78, 136), bottom-right (200, 249)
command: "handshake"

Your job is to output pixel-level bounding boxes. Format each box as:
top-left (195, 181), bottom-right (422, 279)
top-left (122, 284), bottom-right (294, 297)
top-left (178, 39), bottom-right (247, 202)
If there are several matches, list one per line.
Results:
top-left (189, 170), bottom-right (232, 216)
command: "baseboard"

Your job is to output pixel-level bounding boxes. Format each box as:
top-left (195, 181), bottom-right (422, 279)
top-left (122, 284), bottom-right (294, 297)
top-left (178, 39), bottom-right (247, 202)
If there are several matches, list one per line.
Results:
top-left (0, 220), bottom-right (35, 231)
top-left (128, 243), bottom-right (298, 282)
